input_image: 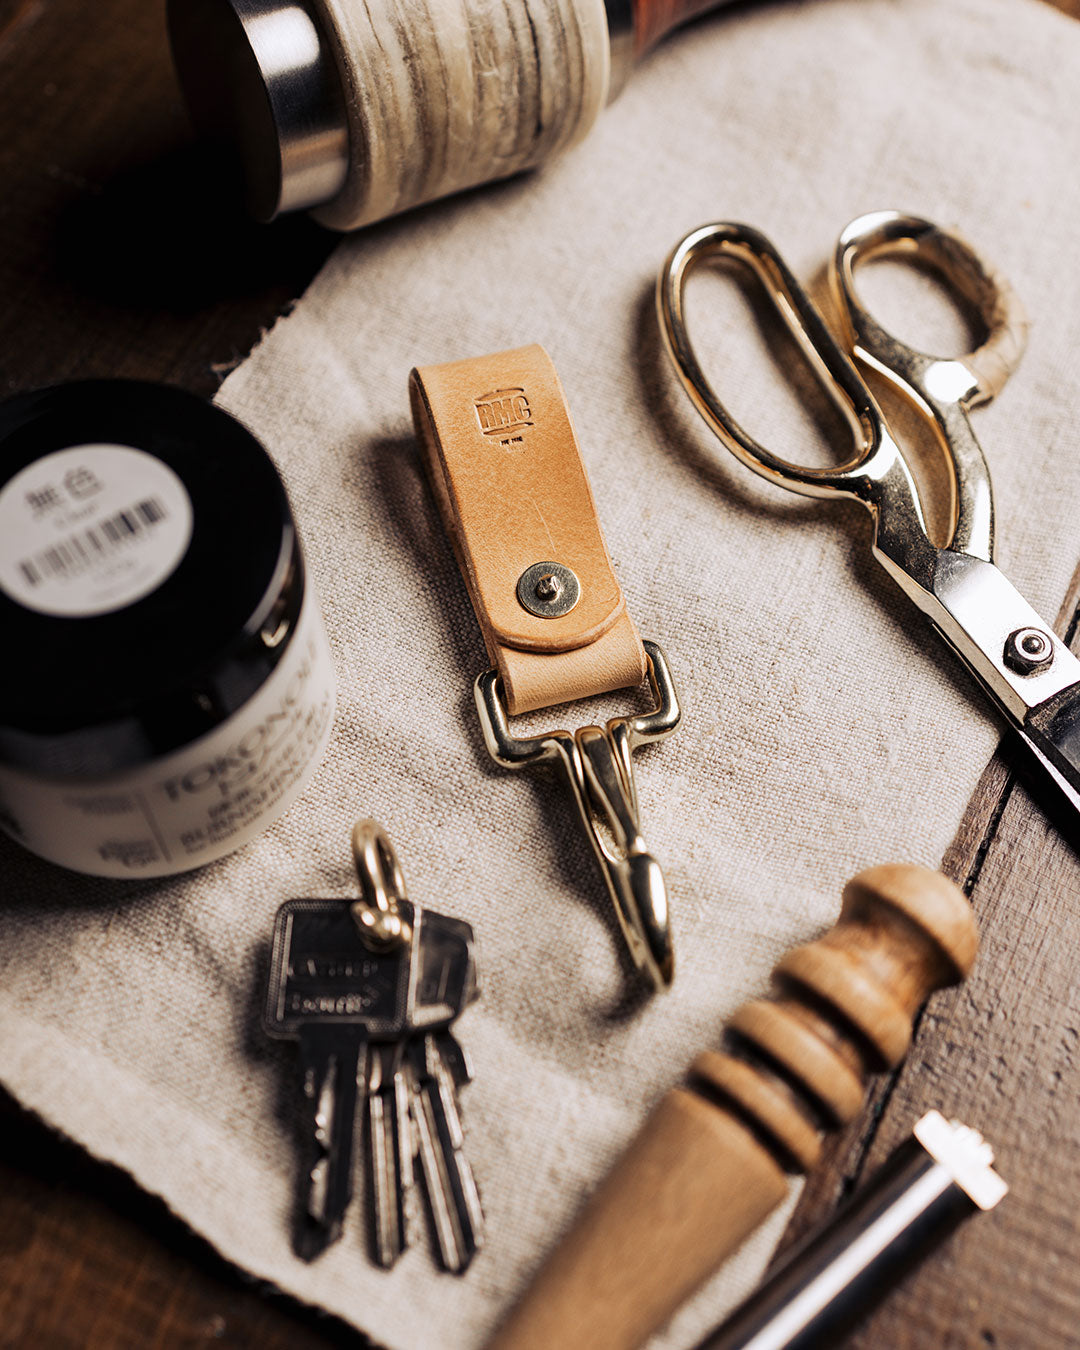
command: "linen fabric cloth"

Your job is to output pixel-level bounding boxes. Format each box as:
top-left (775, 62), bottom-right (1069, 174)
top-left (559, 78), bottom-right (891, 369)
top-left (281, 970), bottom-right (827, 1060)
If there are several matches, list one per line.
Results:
top-left (5, 0), bottom-right (1080, 1344)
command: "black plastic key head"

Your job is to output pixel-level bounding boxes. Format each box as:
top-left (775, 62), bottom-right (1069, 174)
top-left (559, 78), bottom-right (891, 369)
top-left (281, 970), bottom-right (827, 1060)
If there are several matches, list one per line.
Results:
top-left (264, 897), bottom-right (417, 1039)
top-left (411, 910), bottom-right (478, 1031)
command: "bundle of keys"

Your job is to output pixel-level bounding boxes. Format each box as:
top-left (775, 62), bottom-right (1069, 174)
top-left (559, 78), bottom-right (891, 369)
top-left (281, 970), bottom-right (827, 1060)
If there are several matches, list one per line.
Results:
top-left (264, 819), bottom-right (484, 1271)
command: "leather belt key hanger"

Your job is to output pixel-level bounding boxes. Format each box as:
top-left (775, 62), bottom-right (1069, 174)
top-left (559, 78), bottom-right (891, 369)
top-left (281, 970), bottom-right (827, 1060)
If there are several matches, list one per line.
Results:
top-left (409, 345), bottom-right (681, 989)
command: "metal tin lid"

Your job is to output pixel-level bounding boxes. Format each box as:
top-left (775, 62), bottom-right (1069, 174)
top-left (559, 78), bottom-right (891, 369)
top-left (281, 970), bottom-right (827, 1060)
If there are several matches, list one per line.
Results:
top-left (0, 381), bottom-right (303, 776)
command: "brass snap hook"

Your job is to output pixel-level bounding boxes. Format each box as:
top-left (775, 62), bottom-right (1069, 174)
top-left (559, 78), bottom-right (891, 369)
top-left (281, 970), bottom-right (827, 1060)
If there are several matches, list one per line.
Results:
top-left (350, 819), bottom-right (413, 952)
top-left (573, 720), bottom-right (674, 988)
top-left (474, 641), bottom-right (681, 990)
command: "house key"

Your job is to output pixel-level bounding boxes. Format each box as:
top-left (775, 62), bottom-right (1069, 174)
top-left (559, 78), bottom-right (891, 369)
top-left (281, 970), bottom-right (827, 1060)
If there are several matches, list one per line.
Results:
top-left (265, 819), bottom-right (483, 1269)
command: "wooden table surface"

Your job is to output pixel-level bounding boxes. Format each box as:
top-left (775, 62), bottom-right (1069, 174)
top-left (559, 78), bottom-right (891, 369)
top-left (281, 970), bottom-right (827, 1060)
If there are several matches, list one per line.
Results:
top-left (2, 1), bottom-right (1078, 1346)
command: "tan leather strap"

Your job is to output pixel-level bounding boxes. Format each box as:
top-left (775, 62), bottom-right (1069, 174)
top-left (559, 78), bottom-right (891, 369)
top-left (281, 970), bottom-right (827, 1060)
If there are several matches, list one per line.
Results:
top-left (410, 345), bottom-right (646, 715)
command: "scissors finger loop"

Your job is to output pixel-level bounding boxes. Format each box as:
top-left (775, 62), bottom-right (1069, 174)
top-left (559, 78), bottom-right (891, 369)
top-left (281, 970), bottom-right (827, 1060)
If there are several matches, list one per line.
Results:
top-left (658, 221), bottom-right (889, 501)
top-left (835, 210), bottom-right (1028, 408)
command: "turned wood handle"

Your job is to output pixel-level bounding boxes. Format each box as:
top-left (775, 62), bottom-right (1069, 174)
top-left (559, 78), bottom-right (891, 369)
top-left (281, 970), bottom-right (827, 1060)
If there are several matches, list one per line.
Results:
top-left (486, 864), bottom-right (977, 1350)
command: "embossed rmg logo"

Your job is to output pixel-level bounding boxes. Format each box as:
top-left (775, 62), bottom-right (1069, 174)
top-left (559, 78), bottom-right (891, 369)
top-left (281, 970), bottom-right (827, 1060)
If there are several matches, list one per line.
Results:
top-left (473, 387), bottom-right (533, 447)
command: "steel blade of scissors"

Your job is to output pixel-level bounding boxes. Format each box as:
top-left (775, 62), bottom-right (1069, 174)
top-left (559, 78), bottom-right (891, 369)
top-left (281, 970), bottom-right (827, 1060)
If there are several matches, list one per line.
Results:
top-left (1023, 683), bottom-right (1080, 818)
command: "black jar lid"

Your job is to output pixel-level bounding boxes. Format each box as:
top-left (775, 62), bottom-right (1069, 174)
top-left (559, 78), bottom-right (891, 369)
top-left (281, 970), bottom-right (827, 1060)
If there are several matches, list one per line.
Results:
top-left (0, 381), bottom-right (302, 776)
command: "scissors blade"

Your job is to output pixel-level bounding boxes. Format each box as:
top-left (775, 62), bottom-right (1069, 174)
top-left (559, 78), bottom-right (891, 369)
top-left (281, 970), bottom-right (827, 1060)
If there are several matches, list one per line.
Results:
top-left (1022, 684), bottom-right (1080, 818)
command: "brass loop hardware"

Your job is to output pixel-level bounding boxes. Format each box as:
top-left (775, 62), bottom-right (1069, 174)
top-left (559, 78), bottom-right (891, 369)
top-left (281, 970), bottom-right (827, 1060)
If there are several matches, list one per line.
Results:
top-left (657, 211), bottom-right (1029, 574)
top-left (834, 210), bottom-right (1028, 562)
top-left (474, 640), bottom-right (681, 989)
top-left (350, 819), bottom-right (414, 952)
top-left (658, 219), bottom-right (883, 495)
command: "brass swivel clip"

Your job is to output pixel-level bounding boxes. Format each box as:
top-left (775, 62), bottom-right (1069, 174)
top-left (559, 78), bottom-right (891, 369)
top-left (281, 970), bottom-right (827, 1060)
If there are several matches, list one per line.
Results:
top-left (475, 641), bottom-right (681, 989)
top-left (350, 819), bottom-right (413, 952)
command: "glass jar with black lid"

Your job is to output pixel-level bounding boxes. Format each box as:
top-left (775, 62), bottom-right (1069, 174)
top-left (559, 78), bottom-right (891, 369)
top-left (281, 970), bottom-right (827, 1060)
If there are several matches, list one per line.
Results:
top-left (0, 380), bottom-right (335, 877)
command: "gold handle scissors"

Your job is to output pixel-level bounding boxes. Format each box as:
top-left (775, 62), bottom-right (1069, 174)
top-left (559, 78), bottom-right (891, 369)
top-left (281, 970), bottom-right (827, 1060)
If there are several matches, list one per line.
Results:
top-left (658, 210), bottom-right (1080, 817)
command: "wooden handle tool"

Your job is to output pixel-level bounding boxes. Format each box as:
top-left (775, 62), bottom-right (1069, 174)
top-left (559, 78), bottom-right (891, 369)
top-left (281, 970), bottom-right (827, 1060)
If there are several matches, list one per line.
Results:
top-left (169, 0), bottom-right (752, 227)
top-left (486, 863), bottom-right (978, 1350)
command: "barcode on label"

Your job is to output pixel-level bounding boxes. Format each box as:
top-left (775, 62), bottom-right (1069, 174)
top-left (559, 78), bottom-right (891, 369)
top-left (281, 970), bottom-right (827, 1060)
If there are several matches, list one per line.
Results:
top-left (17, 497), bottom-right (168, 587)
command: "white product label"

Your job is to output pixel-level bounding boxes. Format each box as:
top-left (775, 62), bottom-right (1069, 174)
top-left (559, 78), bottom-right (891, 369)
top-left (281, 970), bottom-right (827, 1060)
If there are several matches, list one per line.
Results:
top-left (0, 592), bottom-right (336, 878)
top-left (0, 443), bottom-right (194, 617)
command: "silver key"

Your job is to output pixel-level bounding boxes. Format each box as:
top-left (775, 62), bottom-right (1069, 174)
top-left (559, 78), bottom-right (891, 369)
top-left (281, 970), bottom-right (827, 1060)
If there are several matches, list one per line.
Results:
top-left (265, 896), bottom-right (414, 1259)
top-left (408, 1033), bottom-right (484, 1271)
top-left (403, 907), bottom-right (484, 1272)
top-left (365, 1039), bottom-right (410, 1267)
top-left (360, 904), bottom-right (483, 1270)
top-left (298, 1026), bottom-right (365, 1253)
top-left (411, 908), bottom-right (479, 1030)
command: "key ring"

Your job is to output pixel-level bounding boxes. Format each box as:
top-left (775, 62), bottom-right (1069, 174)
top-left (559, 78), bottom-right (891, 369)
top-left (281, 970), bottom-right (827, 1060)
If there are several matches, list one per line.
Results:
top-left (410, 345), bottom-right (684, 991)
top-left (350, 818), bottom-right (413, 951)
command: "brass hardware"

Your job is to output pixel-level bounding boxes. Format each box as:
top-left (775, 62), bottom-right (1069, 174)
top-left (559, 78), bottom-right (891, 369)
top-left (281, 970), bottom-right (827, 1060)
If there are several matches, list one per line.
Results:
top-left (474, 640), bottom-right (680, 989)
top-left (516, 560), bottom-right (581, 618)
top-left (350, 819), bottom-right (413, 951)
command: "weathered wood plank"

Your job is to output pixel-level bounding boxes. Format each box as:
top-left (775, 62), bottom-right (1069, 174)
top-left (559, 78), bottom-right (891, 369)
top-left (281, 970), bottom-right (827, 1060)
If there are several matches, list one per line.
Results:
top-left (0, 1094), bottom-right (367, 1348)
top-left (844, 775), bottom-right (1080, 1347)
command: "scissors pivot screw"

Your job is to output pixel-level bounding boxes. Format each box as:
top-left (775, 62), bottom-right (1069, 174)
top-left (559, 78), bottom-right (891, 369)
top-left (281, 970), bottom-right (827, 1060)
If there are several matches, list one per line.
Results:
top-left (1004, 627), bottom-right (1054, 675)
top-left (516, 560), bottom-right (580, 618)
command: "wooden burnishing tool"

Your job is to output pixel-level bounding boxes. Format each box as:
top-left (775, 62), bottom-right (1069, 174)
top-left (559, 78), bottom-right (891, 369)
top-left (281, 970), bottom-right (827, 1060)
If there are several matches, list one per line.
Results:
top-left (169, 0), bottom-right (752, 227)
top-left (486, 863), bottom-right (978, 1350)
